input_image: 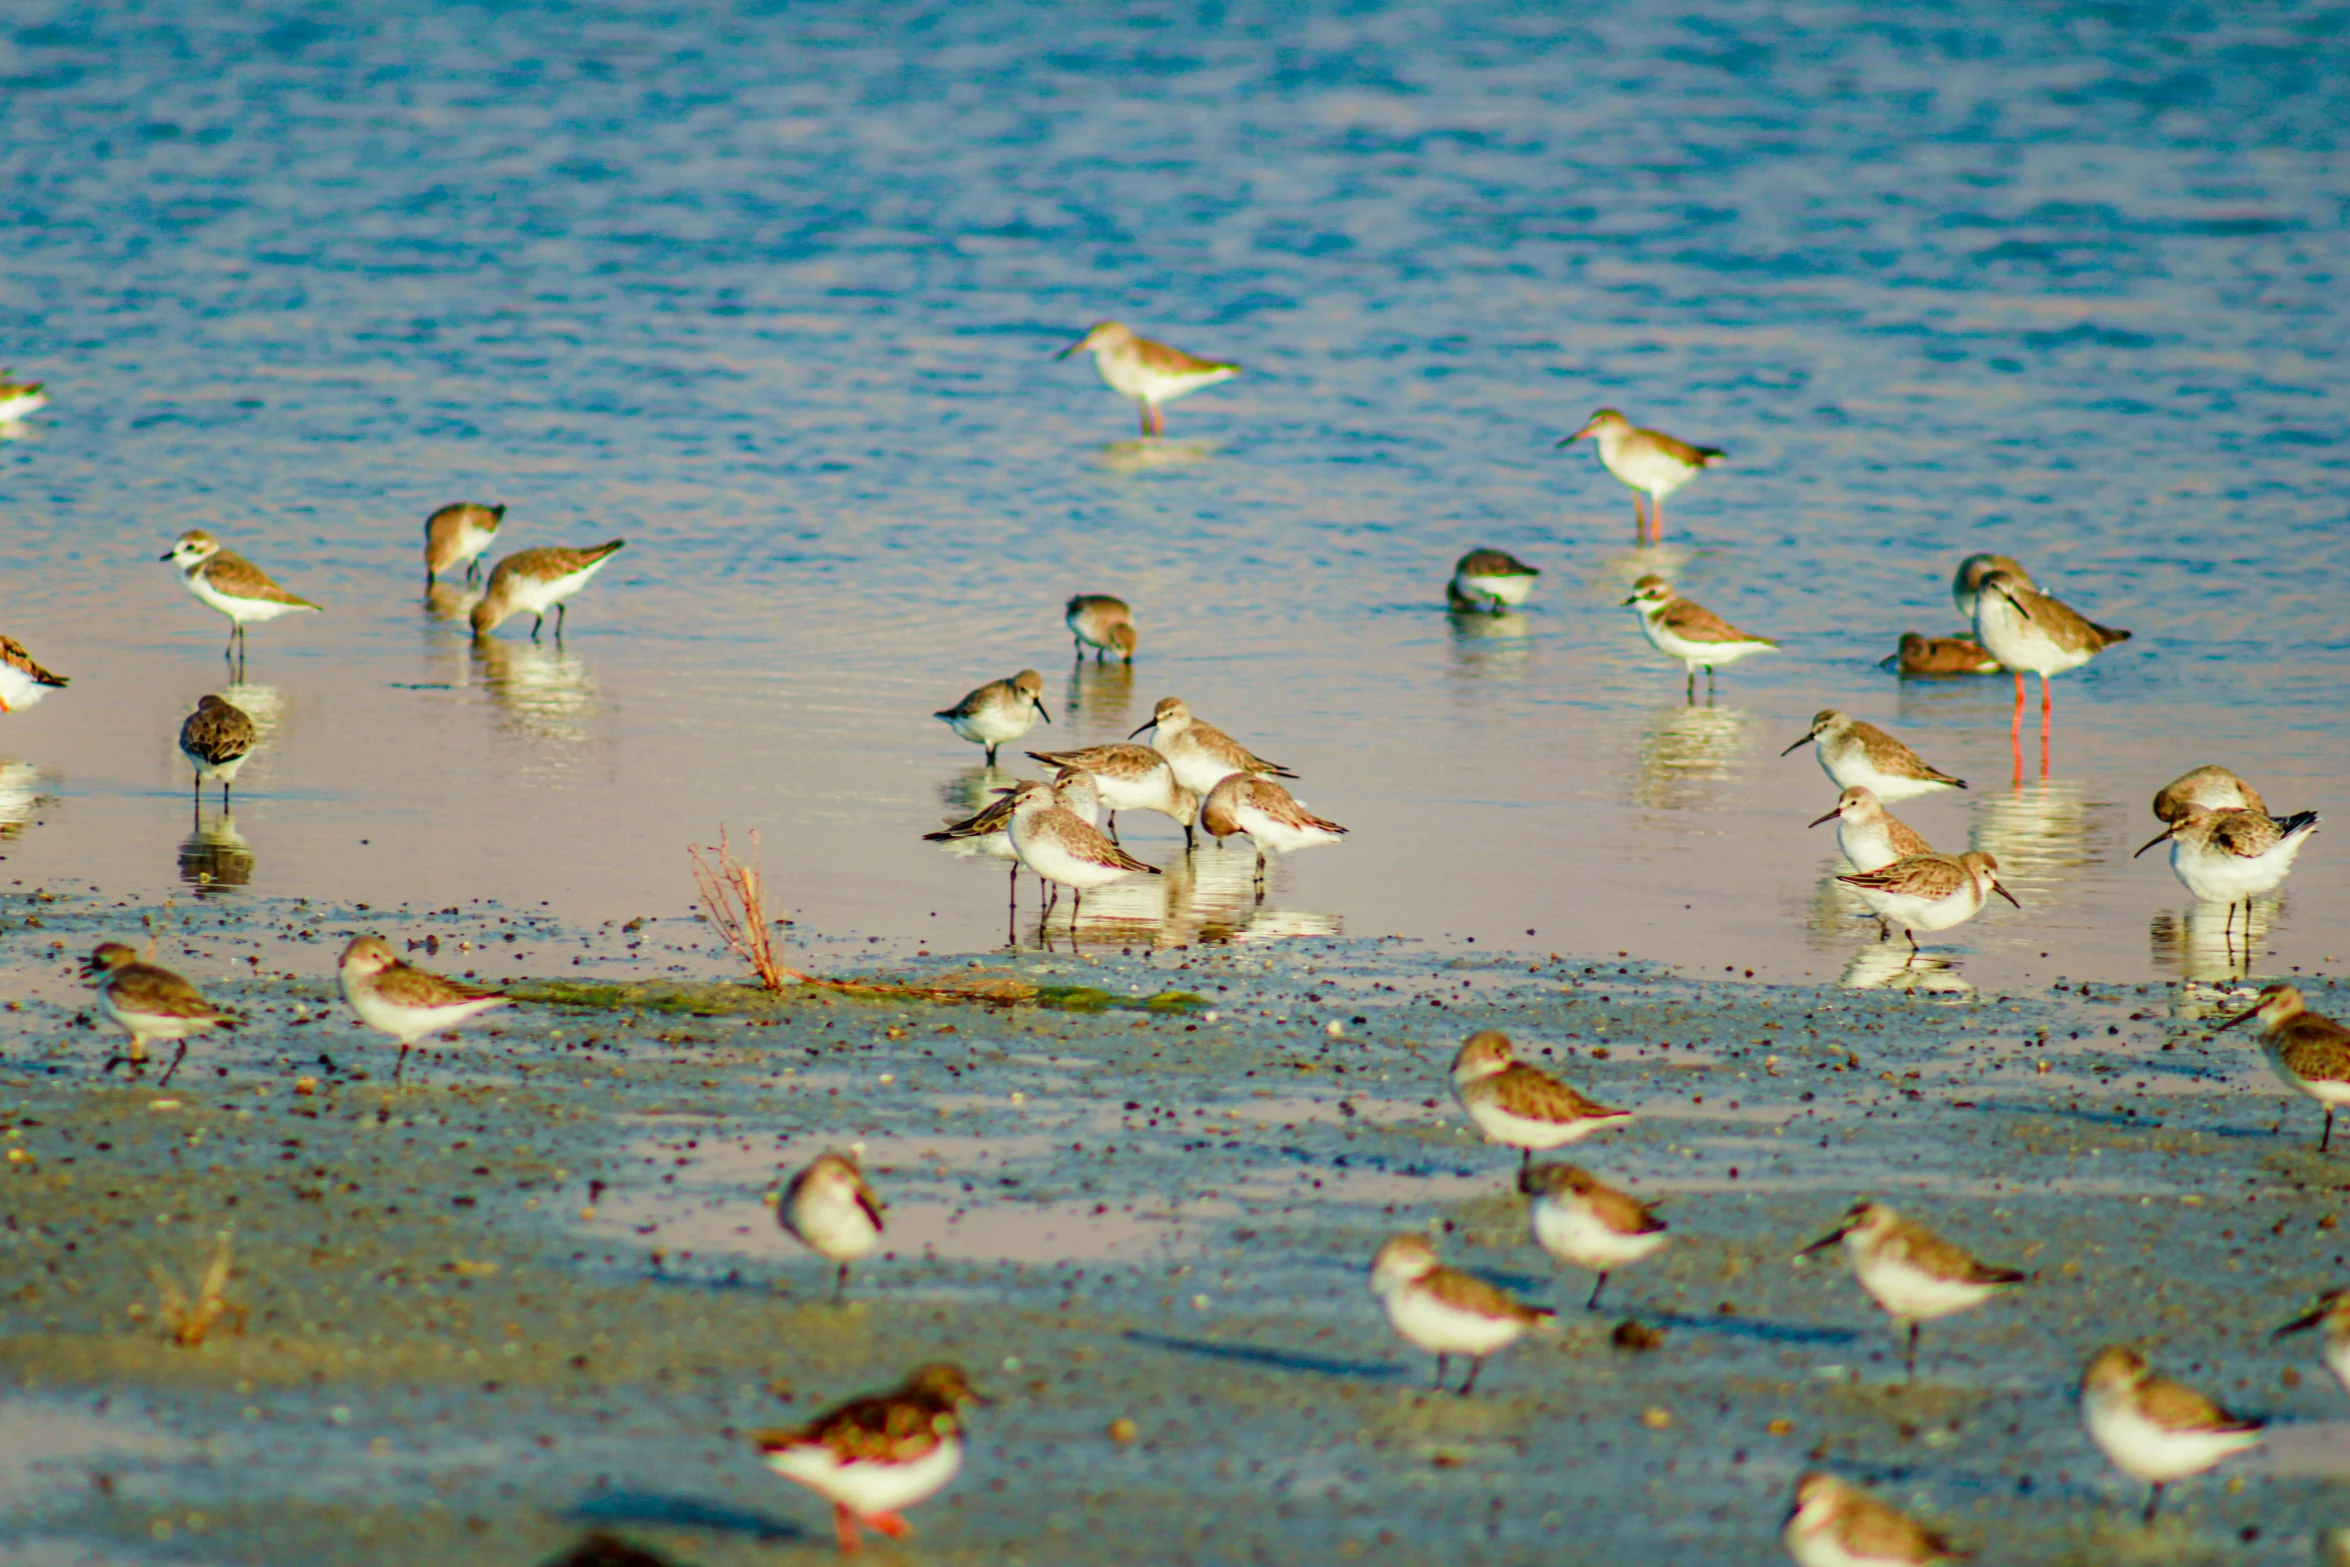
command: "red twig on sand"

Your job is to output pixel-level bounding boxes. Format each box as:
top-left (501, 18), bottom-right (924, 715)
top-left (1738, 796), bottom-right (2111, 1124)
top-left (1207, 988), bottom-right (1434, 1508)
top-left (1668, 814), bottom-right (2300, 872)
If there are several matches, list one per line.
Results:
top-left (688, 828), bottom-right (808, 992)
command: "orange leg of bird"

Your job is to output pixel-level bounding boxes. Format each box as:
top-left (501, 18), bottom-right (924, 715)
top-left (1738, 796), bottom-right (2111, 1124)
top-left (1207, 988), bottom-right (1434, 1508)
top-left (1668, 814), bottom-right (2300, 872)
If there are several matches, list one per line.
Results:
top-left (833, 1505), bottom-right (864, 1554)
top-left (1632, 493), bottom-right (1647, 543)
top-left (1650, 494), bottom-right (1663, 545)
top-left (2039, 676), bottom-right (2053, 777)
top-left (2008, 671), bottom-right (2027, 784)
top-left (867, 1513), bottom-right (913, 1541)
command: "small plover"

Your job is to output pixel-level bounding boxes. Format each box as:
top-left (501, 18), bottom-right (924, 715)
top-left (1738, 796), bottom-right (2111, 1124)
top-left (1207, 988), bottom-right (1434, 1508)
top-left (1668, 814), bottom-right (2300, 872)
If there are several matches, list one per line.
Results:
top-left (161, 530), bottom-right (320, 661)
top-left (1448, 548), bottom-right (1540, 613)
top-left (2135, 805), bottom-right (2319, 931)
top-left (935, 670), bottom-right (1049, 766)
top-left (1024, 744), bottom-right (1195, 846)
top-left (2274, 1287), bottom-right (2350, 1398)
top-left (1055, 321), bottom-right (1239, 437)
top-left (178, 694), bottom-right (256, 806)
top-left (1882, 633), bottom-right (2001, 678)
top-left (749, 1362), bottom-right (983, 1554)
top-left (1369, 1233), bottom-right (1554, 1395)
top-left (1559, 409), bottom-right (1724, 545)
top-left (1949, 553), bottom-right (2032, 622)
top-left (424, 502), bottom-right (505, 586)
top-left (1837, 851), bottom-right (2017, 952)
top-left (1521, 1162), bottom-right (1666, 1311)
top-left (780, 1150), bottom-right (885, 1304)
top-left (1799, 1200), bottom-right (2024, 1379)
top-left (1782, 711), bottom-right (1965, 803)
top-left (1969, 568), bottom-right (2130, 744)
top-left (80, 943), bottom-right (240, 1087)
top-left (1451, 1030), bottom-right (1631, 1176)
top-left (2080, 1344), bottom-right (2264, 1523)
top-left (1621, 576), bottom-right (1777, 697)
top-left (469, 541), bottom-right (626, 640)
top-left (1005, 778), bottom-right (1157, 919)
top-left (0, 635), bottom-right (68, 714)
top-left (1129, 696), bottom-right (1295, 797)
top-left (2215, 982), bottom-right (2350, 1152)
top-left (1809, 786), bottom-right (1933, 875)
top-left (337, 935), bottom-right (511, 1084)
top-left (1199, 774), bottom-right (1345, 886)
top-left (2152, 764), bottom-right (2267, 824)
top-left (0, 372), bottom-right (46, 422)
top-left (1782, 1472), bottom-right (1964, 1567)
top-left (1064, 595), bottom-right (1137, 663)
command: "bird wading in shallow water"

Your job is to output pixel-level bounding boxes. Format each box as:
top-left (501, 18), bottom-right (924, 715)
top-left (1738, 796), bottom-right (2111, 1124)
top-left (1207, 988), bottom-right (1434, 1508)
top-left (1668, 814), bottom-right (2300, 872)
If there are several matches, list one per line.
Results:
top-left (1560, 408), bottom-right (1725, 545)
top-left (1055, 321), bottom-right (1239, 437)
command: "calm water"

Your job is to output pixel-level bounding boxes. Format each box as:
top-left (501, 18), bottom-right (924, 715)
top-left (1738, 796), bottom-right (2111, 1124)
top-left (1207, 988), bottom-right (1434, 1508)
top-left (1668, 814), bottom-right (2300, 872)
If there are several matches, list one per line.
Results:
top-left (3, 0), bottom-right (2347, 990)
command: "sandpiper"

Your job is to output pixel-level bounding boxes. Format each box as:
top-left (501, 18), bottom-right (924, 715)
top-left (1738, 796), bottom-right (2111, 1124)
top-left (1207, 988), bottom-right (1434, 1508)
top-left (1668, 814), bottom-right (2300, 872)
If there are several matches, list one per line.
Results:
top-left (470, 541), bottom-right (626, 640)
top-left (80, 943), bottom-right (240, 1087)
top-left (178, 694), bottom-right (257, 806)
top-left (780, 1150), bottom-right (885, 1304)
top-left (1782, 1472), bottom-right (1965, 1567)
top-left (1949, 553), bottom-right (2032, 622)
top-left (1369, 1234), bottom-right (1553, 1395)
top-left (935, 670), bottom-right (1049, 766)
top-left (162, 530), bottom-right (320, 662)
top-left (424, 502), bottom-right (505, 587)
top-left (925, 767), bottom-right (1101, 915)
top-left (1882, 633), bottom-right (2001, 678)
top-left (0, 372), bottom-right (47, 422)
top-left (1448, 548), bottom-right (1540, 614)
top-left (337, 935), bottom-right (511, 1085)
top-left (1559, 409), bottom-right (1724, 545)
top-left (1129, 696), bottom-right (1295, 797)
top-left (1451, 1030), bottom-right (1630, 1176)
top-left (1521, 1162), bottom-right (1666, 1311)
top-left (1799, 1200), bottom-right (2024, 1379)
top-left (2215, 982), bottom-right (2350, 1152)
top-left (1809, 786), bottom-right (1933, 874)
top-left (0, 635), bottom-right (68, 714)
top-left (1005, 778), bottom-right (1156, 919)
top-left (2135, 806), bottom-right (2320, 932)
top-left (1622, 576), bottom-right (1777, 697)
top-left (1836, 851), bottom-right (2018, 953)
top-left (1970, 568), bottom-right (2131, 745)
top-left (1065, 595), bottom-right (1136, 663)
top-left (1055, 321), bottom-right (1239, 436)
top-left (2080, 1345), bottom-right (2264, 1523)
top-left (1782, 711), bottom-right (1966, 802)
top-left (1199, 774), bottom-right (1346, 886)
top-left (2152, 764), bottom-right (2267, 824)
top-left (2274, 1287), bottom-right (2350, 1397)
top-left (1024, 744), bottom-right (1195, 846)
top-left (749, 1362), bottom-right (983, 1555)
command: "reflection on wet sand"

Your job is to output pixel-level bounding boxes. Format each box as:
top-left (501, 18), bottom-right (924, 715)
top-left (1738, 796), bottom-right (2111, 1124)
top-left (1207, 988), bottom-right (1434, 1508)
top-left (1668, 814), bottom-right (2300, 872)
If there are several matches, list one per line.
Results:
top-left (1839, 942), bottom-right (1973, 995)
top-left (1631, 703), bottom-right (1754, 811)
top-left (178, 809), bottom-right (254, 895)
top-left (1063, 658), bottom-right (1135, 730)
top-left (937, 765), bottom-right (1015, 821)
top-left (1966, 777), bottom-right (2109, 894)
top-left (473, 637), bottom-right (601, 745)
top-left (1027, 844), bottom-right (1340, 951)
top-left (1095, 439), bottom-right (1215, 474)
top-left (2150, 901), bottom-right (2279, 985)
top-left (0, 762), bottom-right (52, 842)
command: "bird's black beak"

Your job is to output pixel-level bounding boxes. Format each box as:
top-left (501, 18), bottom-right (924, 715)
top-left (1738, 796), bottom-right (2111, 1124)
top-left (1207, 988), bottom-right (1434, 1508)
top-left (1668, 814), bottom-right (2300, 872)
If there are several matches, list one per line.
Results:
top-left (1991, 880), bottom-right (2022, 909)
top-left (1779, 733), bottom-right (1817, 757)
top-left (1033, 698), bottom-right (1051, 724)
top-left (1128, 719), bottom-right (1157, 738)
top-left (1618, 593), bottom-right (1641, 607)
top-left (1053, 338), bottom-right (1085, 361)
top-left (2214, 1006), bottom-right (2260, 1034)
top-left (2274, 1308), bottom-right (2325, 1339)
top-left (1997, 584), bottom-right (2034, 622)
top-left (1806, 806), bottom-right (1840, 830)
top-left (2131, 827), bottom-right (2174, 859)
top-left (1796, 1227), bottom-right (1845, 1258)
top-left (157, 549), bottom-right (176, 561)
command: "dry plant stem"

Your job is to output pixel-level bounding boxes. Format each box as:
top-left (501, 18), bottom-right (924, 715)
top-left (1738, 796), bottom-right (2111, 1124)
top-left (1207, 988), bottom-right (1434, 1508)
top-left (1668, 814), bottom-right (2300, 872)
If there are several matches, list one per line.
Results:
top-left (688, 827), bottom-right (809, 992)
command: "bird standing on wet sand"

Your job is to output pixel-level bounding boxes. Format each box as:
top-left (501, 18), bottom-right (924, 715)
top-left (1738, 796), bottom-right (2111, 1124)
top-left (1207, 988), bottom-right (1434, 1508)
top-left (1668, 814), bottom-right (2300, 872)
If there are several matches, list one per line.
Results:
top-left (1782, 1471), bottom-right (1967, 1567)
top-left (337, 935), bottom-right (511, 1085)
top-left (1836, 851), bottom-right (2019, 953)
top-left (470, 541), bottom-right (627, 640)
top-left (178, 694), bottom-right (256, 807)
top-left (1622, 576), bottom-right (1777, 698)
top-left (2274, 1287), bottom-right (2350, 1397)
top-left (748, 1362), bottom-right (984, 1555)
top-left (1129, 696), bottom-right (1295, 797)
top-left (1560, 409), bottom-right (1725, 545)
top-left (1782, 710), bottom-right (1966, 803)
top-left (1023, 744), bottom-right (1194, 847)
top-left (424, 502), bottom-right (505, 587)
top-left (1004, 778), bottom-right (1156, 923)
top-left (1369, 1234), bottom-right (1553, 1395)
top-left (1799, 1200), bottom-right (2025, 1380)
top-left (2080, 1345), bottom-right (2264, 1523)
top-left (935, 670), bottom-right (1049, 767)
top-left (1809, 785), bottom-right (1933, 875)
top-left (81, 943), bottom-right (241, 1087)
top-left (1522, 1162), bottom-right (1667, 1312)
top-left (1451, 1030), bottom-right (1630, 1176)
top-left (1056, 321), bottom-right (1239, 437)
top-left (1882, 633), bottom-right (2001, 678)
top-left (2215, 982), bottom-right (2350, 1152)
top-left (0, 635), bottom-right (68, 714)
top-left (1064, 595), bottom-right (1137, 662)
top-left (1968, 567), bottom-right (2130, 752)
top-left (162, 530), bottom-right (320, 665)
top-left (1448, 548), bottom-right (1540, 613)
top-left (1200, 774), bottom-right (1346, 888)
top-left (779, 1150), bottom-right (885, 1304)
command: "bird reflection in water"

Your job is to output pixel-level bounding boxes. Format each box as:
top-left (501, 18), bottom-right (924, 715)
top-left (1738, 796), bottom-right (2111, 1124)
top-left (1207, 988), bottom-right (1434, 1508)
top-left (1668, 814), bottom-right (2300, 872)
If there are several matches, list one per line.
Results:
top-left (1026, 843), bottom-right (1339, 952)
top-left (178, 809), bottom-right (255, 896)
top-left (1446, 603), bottom-right (1534, 675)
top-left (216, 682), bottom-right (285, 741)
top-left (1095, 439), bottom-right (1216, 475)
top-left (424, 582), bottom-right (481, 624)
top-left (1064, 658), bottom-right (1135, 731)
top-left (1840, 943), bottom-right (1973, 995)
top-left (473, 637), bottom-right (600, 745)
top-left (0, 761), bottom-right (52, 844)
top-left (1631, 703), bottom-right (1754, 811)
top-left (2150, 901), bottom-right (2277, 985)
top-left (1966, 776), bottom-right (2106, 901)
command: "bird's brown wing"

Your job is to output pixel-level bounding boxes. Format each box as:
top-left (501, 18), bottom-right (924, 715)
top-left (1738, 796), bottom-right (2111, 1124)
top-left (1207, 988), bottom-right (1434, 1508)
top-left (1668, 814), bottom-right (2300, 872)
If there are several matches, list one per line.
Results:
top-left (1491, 1064), bottom-right (1623, 1124)
top-left (2138, 1375), bottom-right (2261, 1435)
top-left (1639, 428), bottom-right (1726, 468)
top-left (0, 636), bottom-right (66, 687)
top-left (179, 703), bottom-right (256, 765)
top-left (1838, 1490), bottom-right (1964, 1562)
top-left (1886, 1224), bottom-right (2024, 1287)
top-left (1658, 598), bottom-right (1774, 647)
top-left (1585, 1179), bottom-right (1667, 1237)
top-left (2206, 809), bottom-right (2285, 859)
top-left (756, 1388), bottom-right (955, 1463)
top-left (1132, 334), bottom-right (1238, 376)
top-left (1837, 854), bottom-right (1968, 899)
top-left (1456, 549), bottom-right (1536, 578)
top-left (1425, 1265), bottom-right (1552, 1326)
top-left (371, 962), bottom-right (507, 1008)
top-left (111, 964), bottom-right (239, 1024)
top-left (1237, 778), bottom-right (1346, 836)
top-left (203, 551), bottom-right (319, 608)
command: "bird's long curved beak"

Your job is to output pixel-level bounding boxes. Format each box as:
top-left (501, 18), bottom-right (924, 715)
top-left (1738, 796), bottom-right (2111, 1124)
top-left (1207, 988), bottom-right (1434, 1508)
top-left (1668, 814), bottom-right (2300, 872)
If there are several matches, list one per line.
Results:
top-left (2274, 1308), bottom-right (2325, 1339)
top-left (1032, 698), bottom-right (1051, 724)
top-left (1991, 879), bottom-right (2022, 908)
top-left (2214, 1006), bottom-right (2260, 1033)
top-left (1780, 734), bottom-right (1817, 757)
top-left (1796, 1228), bottom-right (1844, 1258)
top-left (1557, 421), bottom-right (1598, 447)
top-left (1806, 806), bottom-right (1841, 830)
top-left (1996, 584), bottom-right (2034, 622)
top-left (1053, 338), bottom-right (1086, 361)
top-left (1128, 718), bottom-right (1157, 738)
top-left (2131, 827), bottom-right (2174, 859)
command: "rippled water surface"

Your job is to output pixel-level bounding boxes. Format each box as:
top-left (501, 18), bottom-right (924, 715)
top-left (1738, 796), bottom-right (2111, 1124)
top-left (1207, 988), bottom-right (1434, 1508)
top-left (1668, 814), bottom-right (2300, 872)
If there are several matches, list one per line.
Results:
top-left (4, 0), bottom-right (2347, 991)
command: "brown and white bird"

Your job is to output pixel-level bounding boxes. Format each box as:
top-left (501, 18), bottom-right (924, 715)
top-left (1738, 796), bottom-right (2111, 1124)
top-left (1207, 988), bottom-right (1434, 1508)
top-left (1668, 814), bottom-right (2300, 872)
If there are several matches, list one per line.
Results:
top-left (2136, 805), bottom-right (2319, 931)
top-left (935, 670), bottom-right (1049, 767)
top-left (1522, 1162), bottom-right (1666, 1311)
top-left (1560, 409), bottom-right (1725, 545)
top-left (1023, 744), bottom-right (1195, 847)
top-left (1782, 1472), bottom-right (1967, 1567)
top-left (0, 635), bottom-right (69, 714)
top-left (162, 530), bottom-right (320, 662)
top-left (2274, 1287), bottom-right (2350, 1398)
top-left (1969, 568), bottom-right (2130, 747)
top-left (1882, 633), bottom-right (2001, 678)
top-left (0, 372), bottom-right (47, 422)
top-left (1129, 696), bottom-right (1295, 797)
top-left (336, 935), bottom-right (511, 1084)
top-left (1836, 851), bottom-right (2019, 953)
top-left (469, 541), bottom-right (626, 640)
top-left (1004, 778), bottom-right (1156, 920)
top-left (1782, 711), bottom-right (1966, 803)
top-left (1809, 786), bottom-right (1933, 875)
top-left (423, 502), bottom-right (505, 587)
top-left (1451, 1030), bottom-right (1631, 1175)
top-left (1622, 576), bottom-right (1777, 697)
top-left (1369, 1233), bottom-right (1553, 1395)
top-left (779, 1150), bottom-right (885, 1304)
top-left (2080, 1345), bottom-right (2265, 1523)
top-left (1199, 774), bottom-right (1346, 886)
top-left (748, 1362), bottom-right (984, 1555)
top-left (1064, 595), bottom-right (1136, 662)
top-left (1799, 1200), bottom-right (2025, 1379)
top-left (178, 695), bottom-right (257, 806)
top-left (2216, 982), bottom-right (2350, 1152)
top-left (1448, 548), bottom-right (1540, 613)
top-left (1055, 321), bottom-right (1239, 436)
top-left (81, 943), bottom-right (240, 1087)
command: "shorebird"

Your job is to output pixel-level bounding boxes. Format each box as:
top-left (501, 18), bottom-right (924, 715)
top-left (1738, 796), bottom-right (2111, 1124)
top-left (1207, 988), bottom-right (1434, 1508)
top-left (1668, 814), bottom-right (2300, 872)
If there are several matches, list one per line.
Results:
top-left (749, 1363), bottom-right (983, 1555)
top-left (1004, 778), bottom-right (1156, 921)
top-left (162, 530), bottom-right (320, 664)
top-left (424, 502), bottom-right (505, 587)
top-left (1199, 774), bottom-right (1345, 887)
top-left (0, 636), bottom-right (68, 714)
top-left (1024, 744), bottom-right (1194, 846)
top-left (1369, 1234), bottom-right (1553, 1395)
top-left (779, 1150), bottom-right (884, 1304)
top-left (81, 943), bottom-right (240, 1087)
top-left (2216, 982), bottom-right (2350, 1152)
top-left (2080, 1345), bottom-right (2264, 1523)
top-left (1129, 696), bottom-right (1295, 797)
top-left (1622, 576), bottom-right (1776, 697)
top-left (469, 541), bottom-right (626, 640)
top-left (1969, 568), bottom-right (2130, 749)
top-left (0, 372), bottom-right (46, 422)
top-left (2135, 806), bottom-right (2320, 934)
top-left (924, 768), bottom-right (1101, 915)
top-left (1522, 1162), bottom-right (1666, 1311)
top-left (2274, 1287), bottom-right (2350, 1397)
top-left (1055, 321), bottom-right (1238, 436)
top-left (935, 670), bottom-right (1049, 766)
top-left (1882, 633), bottom-right (2001, 678)
top-left (1809, 785), bottom-right (1932, 875)
top-left (1064, 595), bottom-right (1136, 662)
top-left (1782, 1472), bottom-right (1966, 1567)
top-left (1559, 409), bottom-right (1724, 545)
top-left (1783, 711), bottom-right (1966, 803)
top-left (1451, 1030), bottom-right (1631, 1176)
top-left (1799, 1200), bottom-right (2025, 1379)
top-left (337, 935), bottom-right (511, 1085)
top-left (178, 694), bottom-right (257, 806)
top-left (1949, 553), bottom-right (2032, 622)
top-left (1836, 851), bottom-right (2018, 953)
top-left (2152, 764), bottom-right (2267, 824)
top-left (1448, 548), bottom-right (1540, 614)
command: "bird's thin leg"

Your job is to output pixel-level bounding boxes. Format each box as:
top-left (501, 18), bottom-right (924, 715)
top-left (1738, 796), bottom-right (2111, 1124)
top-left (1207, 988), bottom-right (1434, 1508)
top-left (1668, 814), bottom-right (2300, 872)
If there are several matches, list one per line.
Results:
top-left (1182, 823), bottom-right (1196, 853)
top-left (1904, 1322), bottom-right (1920, 1381)
top-left (867, 1513), bottom-right (912, 1541)
top-left (1107, 813), bottom-right (1121, 846)
top-left (1458, 1356), bottom-right (1485, 1396)
top-left (2143, 1483), bottom-right (2165, 1525)
top-left (832, 1504), bottom-right (863, 1554)
top-left (158, 1040), bottom-right (190, 1089)
top-left (1072, 637), bottom-right (1083, 662)
top-left (1684, 666), bottom-right (1696, 702)
top-left (1254, 848), bottom-right (1267, 886)
top-left (834, 1262), bottom-right (849, 1305)
top-left (1652, 493), bottom-right (1664, 545)
top-left (985, 742), bottom-right (998, 766)
top-left (1587, 1273), bottom-right (1610, 1312)
top-left (395, 1043), bottom-right (411, 1087)
top-left (2324, 1107), bottom-right (2335, 1155)
top-left (1519, 1147), bottom-right (1532, 1180)
top-left (555, 603), bottom-right (568, 640)
top-left (1904, 928), bottom-right (1920, 958)
top-left (530, 613), bottom-right (543, 642)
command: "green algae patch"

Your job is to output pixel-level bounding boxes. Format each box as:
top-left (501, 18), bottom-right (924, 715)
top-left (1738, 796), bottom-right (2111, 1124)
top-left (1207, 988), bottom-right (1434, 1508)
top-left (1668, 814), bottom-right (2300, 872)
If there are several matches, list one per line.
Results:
top-left (1032, 985), bottom-right (1205, 1014)
top-left (507, 979), bottom-right (794, 1016)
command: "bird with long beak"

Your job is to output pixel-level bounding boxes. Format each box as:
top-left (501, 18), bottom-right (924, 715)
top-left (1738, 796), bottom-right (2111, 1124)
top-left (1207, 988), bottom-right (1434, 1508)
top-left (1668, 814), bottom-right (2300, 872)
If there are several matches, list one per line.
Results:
top-left (2135, 805), bottom-right (2319, 939)
top-left (2080, 1345), bottom-right (2264, 1524)
top-left (1968, 568), bottom-right (2130, 756)
top-left (1835, 851), bottom-right (2020, 955)
top-left (2275, 1287), bottom-right (2350, 1398)
top-left (1054, 321), bottom-right (1238, 437)
top-left (2215, 982), bottom-right (2350, 1152)
top-left (1558, 408), bottom-right (1724, 545)
top-left (1128, 696), bottom-right (1294, 798)
top-left (1798, 1200), bottom-right (2025, 1380)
